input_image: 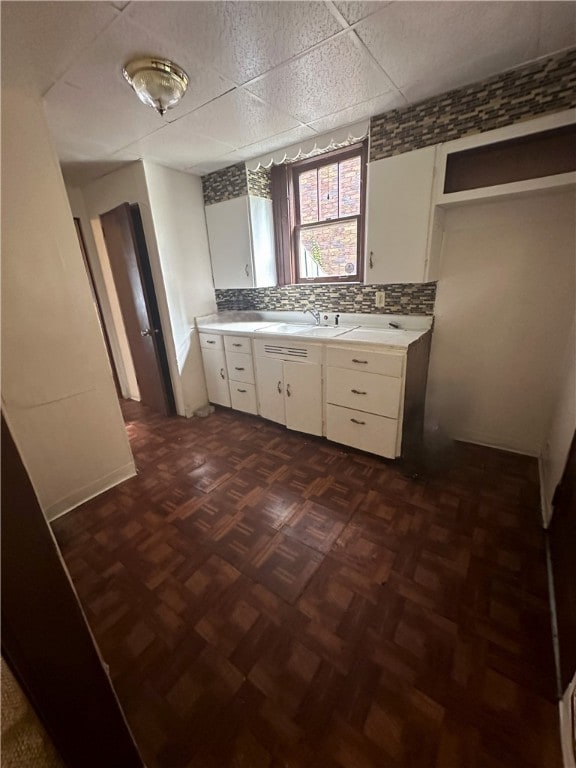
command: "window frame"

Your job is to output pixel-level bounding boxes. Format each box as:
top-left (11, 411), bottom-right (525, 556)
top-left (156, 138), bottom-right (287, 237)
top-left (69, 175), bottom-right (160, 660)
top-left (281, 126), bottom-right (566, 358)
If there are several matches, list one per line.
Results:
top-left (281, 141), bottom-right (368, 285)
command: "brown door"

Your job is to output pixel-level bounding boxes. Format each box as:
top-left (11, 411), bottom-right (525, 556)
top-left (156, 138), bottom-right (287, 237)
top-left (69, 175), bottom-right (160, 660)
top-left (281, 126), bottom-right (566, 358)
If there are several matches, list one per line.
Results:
top-left (549, 432), bottom-right (576, 694)
top-left (1, 415), bottom-right (143, 767)
top-left (101, 203), bottom-right (174, 415)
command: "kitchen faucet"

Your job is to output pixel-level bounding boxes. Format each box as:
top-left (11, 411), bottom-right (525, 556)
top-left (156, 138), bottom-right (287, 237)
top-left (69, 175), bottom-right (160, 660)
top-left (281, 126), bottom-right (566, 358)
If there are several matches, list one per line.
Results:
top-left (304, 307), bottom-right (321, 325)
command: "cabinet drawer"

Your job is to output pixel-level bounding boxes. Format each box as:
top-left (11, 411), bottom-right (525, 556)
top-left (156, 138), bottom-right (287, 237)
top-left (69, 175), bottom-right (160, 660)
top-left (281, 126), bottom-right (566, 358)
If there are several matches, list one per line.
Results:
top-left (230, 382), bottom-right (257, 414)
top-left (199, 332), bottom-right (224, 351)
top-left (226, 351), bottom-right (255, 384)
top-left (326, 346), bottom-right (404, 377)
top-left (326, 404), bottom-right (398, 459)
top-left (224, 335), bottom-right (252, 354)
top-left (326, 367), bottom-right (402, 419)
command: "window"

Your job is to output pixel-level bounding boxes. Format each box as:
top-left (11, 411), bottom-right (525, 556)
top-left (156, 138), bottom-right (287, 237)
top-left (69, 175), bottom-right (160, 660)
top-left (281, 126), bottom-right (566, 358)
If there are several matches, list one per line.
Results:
top-left (272, 142), bottom-right (367, 285)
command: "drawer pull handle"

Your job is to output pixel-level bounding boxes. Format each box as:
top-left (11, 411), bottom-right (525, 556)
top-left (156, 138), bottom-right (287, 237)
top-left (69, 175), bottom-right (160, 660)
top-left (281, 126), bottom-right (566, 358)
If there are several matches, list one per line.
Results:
top-left (351, 418), bottom-right (366, 425)
top-left (352, 358), bottom-right (368, 364)
top-left (220, 368), bottom-right (225, 379)
top-left (232, 343), bottom-right (242, 347)
top-left (277, 380), bottom-right (282, 394)
top-left (206, 340), bottom-right (216, 344)
top-left (286, 383), bottom-right (291, 397)
top-left (234, 367), bottom-right (245, 371)
top-left (237, 388), bottom-right (247, 393)
top-left (351, 389), bottom-right (367, 395)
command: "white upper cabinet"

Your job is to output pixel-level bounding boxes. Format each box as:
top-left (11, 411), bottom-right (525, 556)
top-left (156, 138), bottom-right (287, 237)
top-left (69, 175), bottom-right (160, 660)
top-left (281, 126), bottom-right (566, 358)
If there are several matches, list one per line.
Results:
top-left (205, 195), bottom-right (276, 289)
top-left (365, 145), bottom-right (437, 285)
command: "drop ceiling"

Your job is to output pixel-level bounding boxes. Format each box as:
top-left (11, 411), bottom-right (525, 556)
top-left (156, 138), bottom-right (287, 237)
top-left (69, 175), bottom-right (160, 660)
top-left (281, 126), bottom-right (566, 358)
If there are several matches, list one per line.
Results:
top-left (2, 1), bottom-right (575, 186)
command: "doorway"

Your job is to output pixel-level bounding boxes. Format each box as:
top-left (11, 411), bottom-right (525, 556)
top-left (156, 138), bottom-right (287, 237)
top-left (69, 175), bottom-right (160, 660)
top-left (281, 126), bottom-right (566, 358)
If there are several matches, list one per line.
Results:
top-left (99, 203), bottom-right (175, 417)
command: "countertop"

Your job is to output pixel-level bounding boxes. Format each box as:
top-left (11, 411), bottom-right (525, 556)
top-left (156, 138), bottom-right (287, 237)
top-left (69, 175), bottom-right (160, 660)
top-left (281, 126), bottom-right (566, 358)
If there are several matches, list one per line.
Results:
top-left (196, 312), bottom-right (432, 350)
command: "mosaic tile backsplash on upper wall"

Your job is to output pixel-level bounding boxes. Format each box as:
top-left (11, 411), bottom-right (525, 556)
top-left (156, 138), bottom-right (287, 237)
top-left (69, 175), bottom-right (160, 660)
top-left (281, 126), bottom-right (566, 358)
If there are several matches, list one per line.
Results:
top-left (215, 283), bottom-right (436, 315)
top-left (247, 166), bottom-right (272, 199)
top-left (202, 163), bottom-right (247, 205)
top-left (370, 48), bottom-right (576, 161)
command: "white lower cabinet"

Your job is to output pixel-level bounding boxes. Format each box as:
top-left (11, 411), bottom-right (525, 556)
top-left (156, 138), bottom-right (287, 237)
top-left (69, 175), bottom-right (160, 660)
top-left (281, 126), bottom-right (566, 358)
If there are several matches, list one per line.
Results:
top-left (229, 382), bottom-right (257, 413)
top-left (199, 328), bottom-right (431, 458)
top-left (284, 360), bottom-right (322, 436)
top-left (225, 335), bottom-right (257, 415)
top-left (326, 404), bottom-right (398, 458)
top-left (325, 344), bottom-right (406, 458)
top-left (254, 351), bottom-right (322, 436)
top-left (255, 356), bottom-right (285, 424)
top-left (326, 367), bottom-right (402, 419)
top-left (200, 345), bottom-right (231, 407)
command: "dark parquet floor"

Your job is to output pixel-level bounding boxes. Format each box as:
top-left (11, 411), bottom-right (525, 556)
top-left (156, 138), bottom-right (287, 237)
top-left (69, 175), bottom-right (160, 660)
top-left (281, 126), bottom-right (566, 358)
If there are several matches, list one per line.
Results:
top-left (52, 400), bottom-right (562, 768)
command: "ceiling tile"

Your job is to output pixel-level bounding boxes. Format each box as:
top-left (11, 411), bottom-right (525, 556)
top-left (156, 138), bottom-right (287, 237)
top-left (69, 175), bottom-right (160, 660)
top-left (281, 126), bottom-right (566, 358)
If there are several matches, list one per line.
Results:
top-left (168, 89), bottom-right (301, 149)
top-left (307, 91), bottom-right (406, 134)
top-left (44, 79), bottom-right (165, 154)
top-left (127, 1), bottom-right (342, 84)
top-left (246, 32), bottom-right (394, 123)
top-left (332, 1), bottom-right (392, 26)
top-left (239, 125), bottom-right (319, 160)
top-left (356, 2), bottom-right (541, 102)
top-left (61, 159), bottom-right (139, 187)
top-left (537, 2), bottom-right (576, 56)
top-left (1, 1), bottom-right (119, 94)
top-left (122, 122), bottom-right (235, 170)
top-left (50, 13), bottom-right (234, 118)
top-left (186, 152), bottom-right (250, 176)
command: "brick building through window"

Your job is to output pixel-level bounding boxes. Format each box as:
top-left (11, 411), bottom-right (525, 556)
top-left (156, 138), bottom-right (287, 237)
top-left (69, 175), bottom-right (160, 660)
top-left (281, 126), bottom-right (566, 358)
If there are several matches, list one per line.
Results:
top-left (272, 142), bottom-right (367, 285)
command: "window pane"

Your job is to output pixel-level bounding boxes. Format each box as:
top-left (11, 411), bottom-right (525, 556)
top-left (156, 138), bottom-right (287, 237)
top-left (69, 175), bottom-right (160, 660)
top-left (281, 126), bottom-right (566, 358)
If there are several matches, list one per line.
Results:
top-left (298, 169), bottom-right (318, 224)
top-left (298, 220), bottom-right (358, 279)
top-left (318, 163), bottom-right (339, 221)
top-left (338, 156), bottom-right (361, 216)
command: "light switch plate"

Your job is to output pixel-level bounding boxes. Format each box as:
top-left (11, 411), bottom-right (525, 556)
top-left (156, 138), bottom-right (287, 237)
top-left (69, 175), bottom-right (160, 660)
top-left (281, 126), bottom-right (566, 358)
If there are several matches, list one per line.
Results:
top-left (375, 291), bottom-right (386, 308)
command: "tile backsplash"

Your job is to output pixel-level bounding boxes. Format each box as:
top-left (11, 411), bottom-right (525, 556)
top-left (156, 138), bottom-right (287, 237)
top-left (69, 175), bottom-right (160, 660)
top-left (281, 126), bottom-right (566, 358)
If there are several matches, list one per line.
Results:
top-left (247, 167), bottom-right (272, 199)
top-left (202, 163), bottom-right (248, 205)
top-left (370, 48), bottom-right (576, 161)
top-left (215, 283), bottom-right (436, 315)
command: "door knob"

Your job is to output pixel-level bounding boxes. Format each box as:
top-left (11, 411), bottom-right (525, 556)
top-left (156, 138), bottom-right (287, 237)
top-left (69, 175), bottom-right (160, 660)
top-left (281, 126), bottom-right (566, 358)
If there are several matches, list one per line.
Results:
top-left (140, 328), bottom-right (158, 337)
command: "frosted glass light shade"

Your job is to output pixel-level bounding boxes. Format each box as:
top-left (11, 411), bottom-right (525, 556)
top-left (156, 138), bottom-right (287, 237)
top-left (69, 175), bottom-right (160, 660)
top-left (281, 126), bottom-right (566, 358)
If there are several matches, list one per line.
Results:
top-left (123, 58), bottom-right (189, 116)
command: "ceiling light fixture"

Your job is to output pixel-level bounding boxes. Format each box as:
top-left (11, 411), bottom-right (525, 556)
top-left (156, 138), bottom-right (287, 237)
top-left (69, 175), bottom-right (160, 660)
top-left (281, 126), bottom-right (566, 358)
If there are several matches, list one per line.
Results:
top-left (122, 57), bottom-right (189, 116)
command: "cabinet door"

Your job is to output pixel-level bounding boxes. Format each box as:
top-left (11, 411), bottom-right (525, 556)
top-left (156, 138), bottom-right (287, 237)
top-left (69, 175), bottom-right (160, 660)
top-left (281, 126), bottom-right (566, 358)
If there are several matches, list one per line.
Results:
top-left (365, 146), bottom-right (436, 284)
top-left (201, 347), bottom-right (230, 407)
top-left (248, 196), bottom-right (277, 288)
top-left (205, 197), bottom-right (253, 288)
top-left (284, 361), bottom-right (322, 436)
top-left (255, 357), bottom-right (285, 425)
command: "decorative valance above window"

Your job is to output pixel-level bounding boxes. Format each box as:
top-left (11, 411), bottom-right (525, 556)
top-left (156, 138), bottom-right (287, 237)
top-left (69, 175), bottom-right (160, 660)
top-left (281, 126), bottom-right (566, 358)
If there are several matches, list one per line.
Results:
top-left (245, 120), bottom-right (370, 171)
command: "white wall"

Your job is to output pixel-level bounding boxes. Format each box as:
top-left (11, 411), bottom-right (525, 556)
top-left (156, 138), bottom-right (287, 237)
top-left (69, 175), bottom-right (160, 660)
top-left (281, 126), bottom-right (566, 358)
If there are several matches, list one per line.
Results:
top-left (81, 162), bottom-right (186, 414)
top-left (1, 87), bottom-right (135, 520)
top-left (66, 185), bottom-right (140, 400)
top-left (426, 191), bottom-right (576, 456)
top-left (143, 162), bottom-right (216, 416)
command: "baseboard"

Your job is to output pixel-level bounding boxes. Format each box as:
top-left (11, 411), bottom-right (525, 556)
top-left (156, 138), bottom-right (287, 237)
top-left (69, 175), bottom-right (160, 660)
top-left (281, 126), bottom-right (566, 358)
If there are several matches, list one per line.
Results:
top-left (449, 434), bottom-right (539, 457)
top-left (45, 462), bottom-right (137, 521)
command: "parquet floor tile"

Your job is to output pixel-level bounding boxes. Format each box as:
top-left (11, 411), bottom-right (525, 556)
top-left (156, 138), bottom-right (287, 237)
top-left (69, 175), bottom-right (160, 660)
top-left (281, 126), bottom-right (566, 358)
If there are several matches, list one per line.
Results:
top-left (52, 400), bottom-right (562, 768)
